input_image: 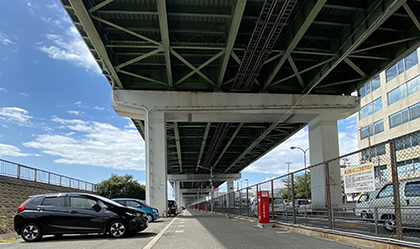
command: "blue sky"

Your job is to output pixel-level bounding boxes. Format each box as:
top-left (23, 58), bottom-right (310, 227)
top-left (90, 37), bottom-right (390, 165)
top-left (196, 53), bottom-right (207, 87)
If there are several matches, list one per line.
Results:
top-left (0, 0), bottom-right (358, 198)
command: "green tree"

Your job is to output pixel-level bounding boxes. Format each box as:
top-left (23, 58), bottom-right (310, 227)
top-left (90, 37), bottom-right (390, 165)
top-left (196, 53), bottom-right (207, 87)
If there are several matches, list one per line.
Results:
top-left (277, 172), bottom-right (311, 200)
top-left (96, 174), bottom-right (145, 200)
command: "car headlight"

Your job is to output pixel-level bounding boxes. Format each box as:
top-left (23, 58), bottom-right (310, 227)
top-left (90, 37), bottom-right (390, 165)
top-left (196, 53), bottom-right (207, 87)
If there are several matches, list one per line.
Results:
top-left (125, 211), bottom-right (136, 216)
top-left (152, 208), bottom-right (158, 214)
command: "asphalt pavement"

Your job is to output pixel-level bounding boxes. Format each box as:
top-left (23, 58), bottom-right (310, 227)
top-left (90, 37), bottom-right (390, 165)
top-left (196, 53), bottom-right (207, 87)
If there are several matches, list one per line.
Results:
top-left (1, 209), bottom-right (362, 249)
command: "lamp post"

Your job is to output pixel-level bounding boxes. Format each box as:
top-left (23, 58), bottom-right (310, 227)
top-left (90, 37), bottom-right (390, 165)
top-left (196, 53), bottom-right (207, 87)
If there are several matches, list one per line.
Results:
top-left (290, 146), bottom-right (309, 200)
top-left (197, 165), bottom-right (214, 213)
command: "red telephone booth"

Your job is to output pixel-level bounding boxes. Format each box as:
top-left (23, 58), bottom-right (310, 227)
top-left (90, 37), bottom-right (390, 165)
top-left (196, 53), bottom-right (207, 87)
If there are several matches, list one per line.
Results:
top-left (258, 190), bottom-right (270, 223)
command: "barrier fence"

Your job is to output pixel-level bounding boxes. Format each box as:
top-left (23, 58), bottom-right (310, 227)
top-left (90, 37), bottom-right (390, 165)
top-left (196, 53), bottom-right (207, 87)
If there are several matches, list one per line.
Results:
top-left (194, 129), bottom-right (420, 244)
top-left (0, 159), bottom-right (97, 192)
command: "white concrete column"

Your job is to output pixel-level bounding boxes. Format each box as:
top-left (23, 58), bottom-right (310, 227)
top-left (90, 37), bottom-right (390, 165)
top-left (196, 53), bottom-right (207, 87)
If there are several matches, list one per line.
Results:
top-left (145, 111), bottom-right (168, 214)
top-left (227, 179), bottom-right (234, 207)
top-left (308, 114), bottom-right (341, 207)
top-left (174, 180), bottom-right (181, 207)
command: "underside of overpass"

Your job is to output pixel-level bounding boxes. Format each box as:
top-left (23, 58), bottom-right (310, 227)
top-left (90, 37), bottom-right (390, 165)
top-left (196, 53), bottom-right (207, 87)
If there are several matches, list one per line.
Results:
top-left (61, 0), bottom-right (420, 209)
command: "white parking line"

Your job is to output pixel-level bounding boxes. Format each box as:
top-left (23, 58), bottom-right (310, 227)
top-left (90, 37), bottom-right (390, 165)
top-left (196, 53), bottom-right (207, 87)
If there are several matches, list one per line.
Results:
top-left (143, 218), bottom-right (177, 249)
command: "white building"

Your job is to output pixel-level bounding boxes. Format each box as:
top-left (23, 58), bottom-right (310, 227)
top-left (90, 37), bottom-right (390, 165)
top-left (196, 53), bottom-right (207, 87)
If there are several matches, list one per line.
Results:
top-left (357, 48), bottom-right (420, 182)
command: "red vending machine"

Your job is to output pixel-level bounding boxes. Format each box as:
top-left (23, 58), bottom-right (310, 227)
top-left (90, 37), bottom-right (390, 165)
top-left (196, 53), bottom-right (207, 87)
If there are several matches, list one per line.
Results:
top-left (258, 190), bottom-right (270, 223)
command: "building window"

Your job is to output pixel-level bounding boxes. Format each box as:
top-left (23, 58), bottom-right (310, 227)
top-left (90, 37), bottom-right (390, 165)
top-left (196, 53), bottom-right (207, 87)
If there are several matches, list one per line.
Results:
top-left (386, 51), bottom-right (419, 83)
top-left (386, 64), bottom-right (398, 83)
top-left (361, 119), bottom-right (384, 140)
top-left (397, 158), bottom-right (420, 176)
top-left (405, 51), bottom-right (419, 70)
top-left (410, 102), bottom-right (420, 121)
top-left (388, 76), bottom-right (420, 106)
top-left (360, 76), bottom-right (381, 98)
top-left (395, 133), bottom-right (420, 151)
top-left (389, 102), bottom-right (420, 129)
top-left (407, 75), bottom-right (420, 96)
top-left (361, 144), bottom-right (386, 159)
top-left (360, 126), bottom-right (369, 140)
top-left (373, 98), bottom-right (382, 112)
top-left (359, 97), bottom-right (382, 120)
top-left (374, 119), bottom-right (384, 134)
top-left (375, 165), bottom-right (388, 180)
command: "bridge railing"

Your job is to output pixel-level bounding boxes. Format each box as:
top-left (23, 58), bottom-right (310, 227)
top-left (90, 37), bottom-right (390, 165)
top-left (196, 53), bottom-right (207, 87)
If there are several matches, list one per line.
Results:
top-left (0, 159), bottom-right (97, 192)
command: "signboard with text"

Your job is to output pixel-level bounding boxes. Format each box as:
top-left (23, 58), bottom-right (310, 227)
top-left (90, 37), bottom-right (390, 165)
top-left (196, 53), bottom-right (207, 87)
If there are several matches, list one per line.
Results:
top-left (343, 162), bottom-right (375, 193)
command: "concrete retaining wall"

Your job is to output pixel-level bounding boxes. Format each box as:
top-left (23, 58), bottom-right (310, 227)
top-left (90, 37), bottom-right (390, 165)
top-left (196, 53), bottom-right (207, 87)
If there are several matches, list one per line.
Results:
top-left (0, 175), bottom-right (94, 233)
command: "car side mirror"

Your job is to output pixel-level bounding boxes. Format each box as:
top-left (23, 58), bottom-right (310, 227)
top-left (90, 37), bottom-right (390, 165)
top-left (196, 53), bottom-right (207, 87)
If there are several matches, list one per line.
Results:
top-left (92, 204), bottom-right (102, 212)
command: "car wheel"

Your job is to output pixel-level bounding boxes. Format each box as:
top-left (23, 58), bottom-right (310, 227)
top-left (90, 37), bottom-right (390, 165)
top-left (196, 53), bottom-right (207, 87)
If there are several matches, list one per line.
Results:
top-left (21, 223), bottom-right (43, 242)
top-left (383, 215), bottom-right (396, 232)
top-left (109, 220), bottom-right (127, 238)
top-left (361, 212), bottom-right (369, 220)
top-left (147, 214), bottom-right (154, 222)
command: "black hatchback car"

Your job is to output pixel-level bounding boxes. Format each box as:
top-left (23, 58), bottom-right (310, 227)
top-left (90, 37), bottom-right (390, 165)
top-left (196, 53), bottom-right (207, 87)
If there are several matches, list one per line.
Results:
top-left (14, 192), bottom-right (148, 242)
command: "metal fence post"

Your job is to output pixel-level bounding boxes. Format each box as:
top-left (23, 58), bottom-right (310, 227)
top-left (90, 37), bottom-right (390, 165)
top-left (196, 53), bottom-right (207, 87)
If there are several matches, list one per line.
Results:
top-left (34, 169), bottom-right (37, 182)
top-left (325, 161), bottom-right (332, 229)
top-left (271, 180), bottom-right (274, 220)
top-left (389, 140), bottom-right (403, 240)
top-left (239, 189), bottom-right (242, 215)
top-left (17, 164), bottom-right (21, 179)
top-left (291, 173), bottom-right (296, 224)
top-left (246, 187), bottom-right (249, 217)
top-left (374, 208), bottom-right (378, 235)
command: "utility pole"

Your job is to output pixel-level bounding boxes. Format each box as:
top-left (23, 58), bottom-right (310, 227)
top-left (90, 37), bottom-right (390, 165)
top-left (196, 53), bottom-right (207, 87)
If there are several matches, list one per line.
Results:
top-left (285, 161), bottom-right (293, 201)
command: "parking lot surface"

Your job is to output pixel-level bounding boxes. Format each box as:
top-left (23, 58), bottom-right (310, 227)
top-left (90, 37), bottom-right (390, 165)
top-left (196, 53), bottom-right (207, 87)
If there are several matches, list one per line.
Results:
top-left (1, 210), bottom-right (361, 249)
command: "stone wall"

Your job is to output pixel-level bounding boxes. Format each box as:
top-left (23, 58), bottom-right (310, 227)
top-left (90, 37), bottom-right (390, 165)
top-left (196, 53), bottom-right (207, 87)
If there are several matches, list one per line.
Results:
top-left (0, 175), bottom-right (94, 233)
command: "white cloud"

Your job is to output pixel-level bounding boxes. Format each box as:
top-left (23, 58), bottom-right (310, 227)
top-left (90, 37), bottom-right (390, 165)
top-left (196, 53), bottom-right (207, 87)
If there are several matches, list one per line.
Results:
top-left (0, 32), bottom-right (15, 46)
top-left (0, 107), bottom-right (32, 126)
top-left (244, 113), bottom-right (358, 175)
top-left (0, 88), bottom-right (7, 92)
top-left (19, 92), bottom-right (29, 97)
top-left (38, 26), bottom-right (101, 74)
top-left (93, 106), bottom-right (105, 111)
top-left (68, 110), bottom-right (83, 116)
top-left (0, 143), bottom-right (31, 157)
top-left (23, 117), bottom-right (145, 171)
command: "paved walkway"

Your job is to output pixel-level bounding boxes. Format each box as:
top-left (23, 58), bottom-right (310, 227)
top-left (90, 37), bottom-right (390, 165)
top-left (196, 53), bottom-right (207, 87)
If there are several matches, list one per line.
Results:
top-left (146, 209), bottom-right (360, 249)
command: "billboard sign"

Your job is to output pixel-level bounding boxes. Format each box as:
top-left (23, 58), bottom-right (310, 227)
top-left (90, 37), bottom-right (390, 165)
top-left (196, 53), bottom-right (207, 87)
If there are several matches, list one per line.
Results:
top-left (343, 162), bottom-right (375, 194)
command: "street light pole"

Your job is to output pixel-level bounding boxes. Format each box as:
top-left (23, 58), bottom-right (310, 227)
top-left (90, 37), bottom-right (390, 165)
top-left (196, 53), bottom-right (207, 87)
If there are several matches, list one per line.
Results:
top-left (197, 165), bottom-right (214, 213)
top-left (290, 146), bottom-right (309, 200)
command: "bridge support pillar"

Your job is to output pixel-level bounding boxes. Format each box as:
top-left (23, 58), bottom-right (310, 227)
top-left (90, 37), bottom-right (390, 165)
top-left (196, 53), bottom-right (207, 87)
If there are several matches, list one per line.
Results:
top-left (308, 114), bottom-right (341, 207)
top-left (227, 179), bottom-right (234, 207)
top-left (145, 111), bottom-right (168, 215)
top-left (174, 180), bottom-right (181, 208)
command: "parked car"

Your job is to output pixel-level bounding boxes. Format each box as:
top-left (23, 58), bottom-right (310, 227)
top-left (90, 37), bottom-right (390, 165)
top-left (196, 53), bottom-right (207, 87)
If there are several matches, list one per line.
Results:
top-left (355, 183), bottom-right (386, 220)
top-left (14, 192), bottom-right (149, 242)
top-left (250, 196), bottom-right (285, 216)
top-left (284, 199), bottom-right (311, 214)
top-left (168, 200), bottom-right (178, 216)
top-left (112, 198), bottom-right (159, 222)
top-left (364, 178), bottom-right (420, 231)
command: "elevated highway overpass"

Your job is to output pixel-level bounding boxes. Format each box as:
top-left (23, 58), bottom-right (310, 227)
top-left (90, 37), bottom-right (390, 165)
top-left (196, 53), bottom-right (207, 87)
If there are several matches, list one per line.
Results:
top-left (61, 0), bottom-right (420, 213)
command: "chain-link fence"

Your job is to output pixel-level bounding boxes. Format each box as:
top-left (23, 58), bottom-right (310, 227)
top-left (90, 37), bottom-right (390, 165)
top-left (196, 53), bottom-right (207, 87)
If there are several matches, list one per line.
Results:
top-left (194, 129), bottom-right (420, 243)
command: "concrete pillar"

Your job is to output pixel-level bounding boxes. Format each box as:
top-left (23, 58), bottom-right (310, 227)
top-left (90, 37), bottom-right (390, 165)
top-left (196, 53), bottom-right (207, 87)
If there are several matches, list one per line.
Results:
top-left (227, 179), bottom-right (234, 207)
top-left (308, 114), bottom-right (341, 207)
top-left (174, 180), bottom-right (181, 207)
top-left (145, 111), bottom-right (168, 214)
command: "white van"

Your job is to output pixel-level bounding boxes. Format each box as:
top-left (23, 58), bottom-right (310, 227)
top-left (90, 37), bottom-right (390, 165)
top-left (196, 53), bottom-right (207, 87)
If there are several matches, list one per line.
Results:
top-left (250, 196), bottom-right (285, 216)
top-left (366, 178), bottom-right (420, 231)
top-left (355, 183), bottom-right (387, 219)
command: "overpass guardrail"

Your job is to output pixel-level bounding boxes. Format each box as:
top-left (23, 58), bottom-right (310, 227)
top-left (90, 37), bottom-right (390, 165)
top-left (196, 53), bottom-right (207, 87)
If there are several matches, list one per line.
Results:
top-left (0, 159), bottom-right (96, 192)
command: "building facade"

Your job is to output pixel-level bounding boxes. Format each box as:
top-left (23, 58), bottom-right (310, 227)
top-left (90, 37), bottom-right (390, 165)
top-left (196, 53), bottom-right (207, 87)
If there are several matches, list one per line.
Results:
top-left (357, 48), bottom-right (420, 182)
